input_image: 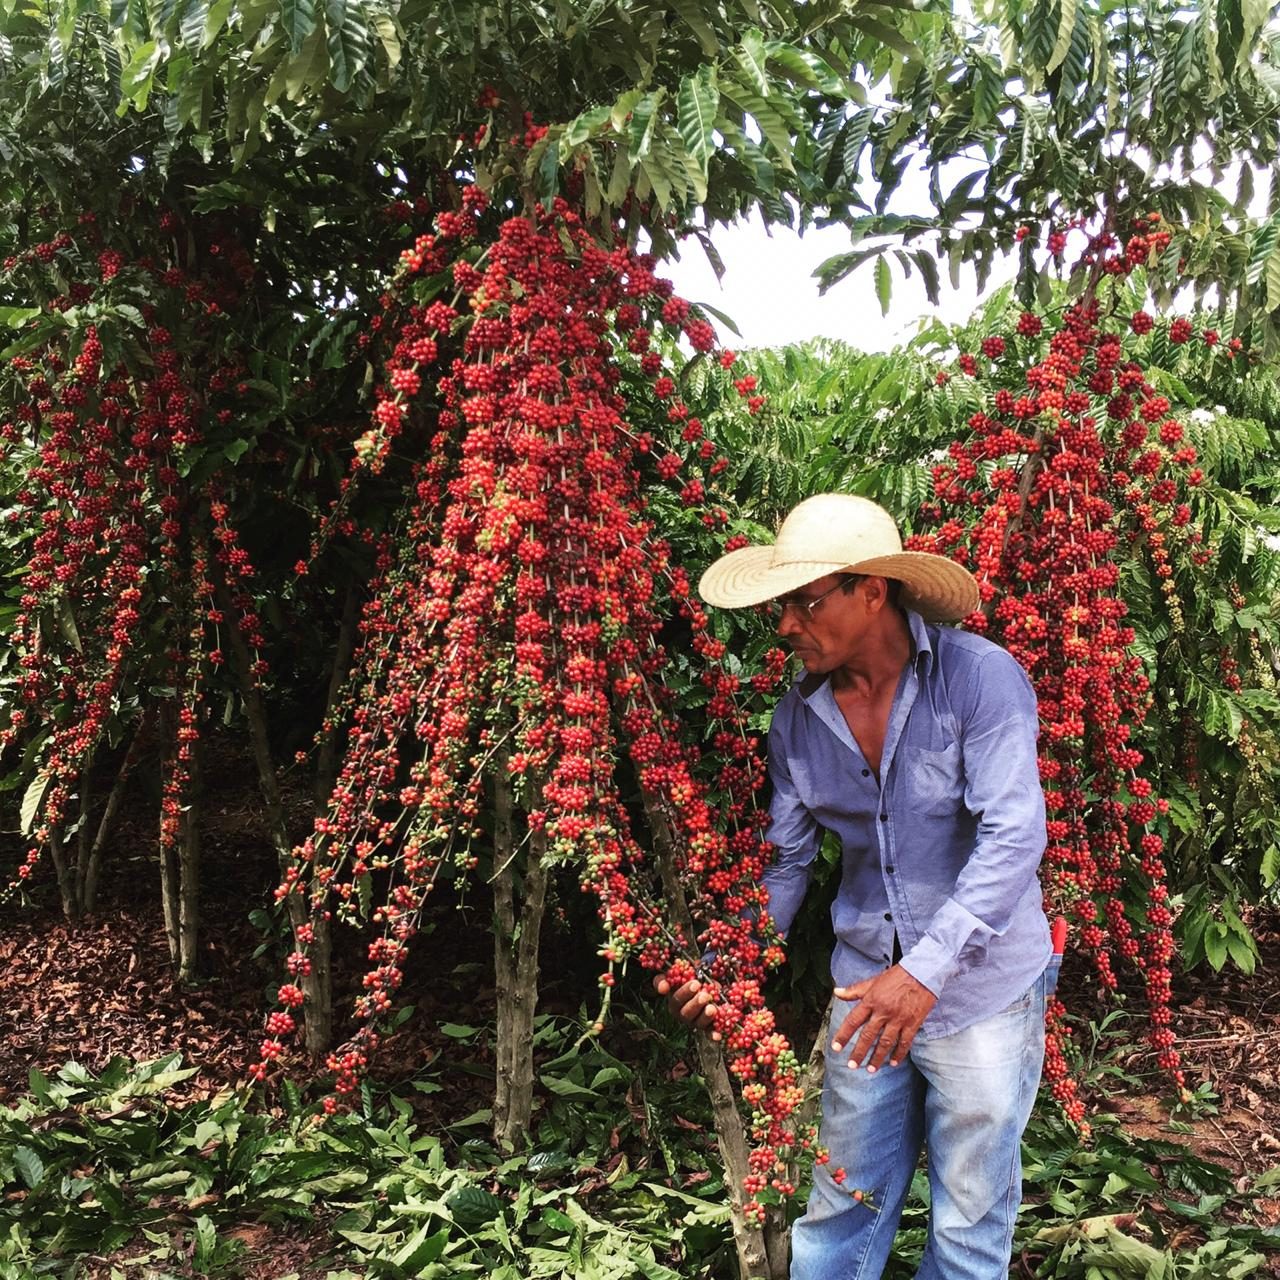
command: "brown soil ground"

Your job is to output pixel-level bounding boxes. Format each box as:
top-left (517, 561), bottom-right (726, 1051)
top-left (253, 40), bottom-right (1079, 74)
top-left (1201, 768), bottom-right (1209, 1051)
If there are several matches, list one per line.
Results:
top-left (1, 753), bottom-right (1278, 1273)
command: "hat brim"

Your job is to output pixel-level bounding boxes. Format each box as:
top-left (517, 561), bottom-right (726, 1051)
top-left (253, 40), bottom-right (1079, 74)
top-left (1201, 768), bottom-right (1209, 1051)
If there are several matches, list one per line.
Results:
top-left (699, 546), bottom-right (980, 624)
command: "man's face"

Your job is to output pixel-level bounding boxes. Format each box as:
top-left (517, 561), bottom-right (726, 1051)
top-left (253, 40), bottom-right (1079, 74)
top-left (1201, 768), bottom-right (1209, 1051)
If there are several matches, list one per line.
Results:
top-left (772, 573), bottom-right (869, 673)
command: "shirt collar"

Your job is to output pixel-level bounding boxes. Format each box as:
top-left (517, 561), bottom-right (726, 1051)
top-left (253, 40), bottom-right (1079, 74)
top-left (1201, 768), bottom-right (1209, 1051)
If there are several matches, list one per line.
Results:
top-left (795, 608), bottom-right (934, 703)
top-left (907, 608), bottom-right (934, 672)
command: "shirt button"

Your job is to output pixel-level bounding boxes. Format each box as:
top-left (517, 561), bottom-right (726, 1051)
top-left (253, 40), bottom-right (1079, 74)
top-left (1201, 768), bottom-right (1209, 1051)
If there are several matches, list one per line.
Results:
top-left (861, 768), bottom-right (870, 777)
top-left (884, 912), bottom-right (893, 922)
top-left (879, 812), bottom-right (888, 822)
top-left (886, 865), bottom-right (896, 874)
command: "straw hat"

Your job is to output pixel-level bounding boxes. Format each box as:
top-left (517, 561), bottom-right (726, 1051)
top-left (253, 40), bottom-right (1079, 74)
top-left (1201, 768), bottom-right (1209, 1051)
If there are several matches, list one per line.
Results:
top-left (699, 494), bottom-right (979, 623)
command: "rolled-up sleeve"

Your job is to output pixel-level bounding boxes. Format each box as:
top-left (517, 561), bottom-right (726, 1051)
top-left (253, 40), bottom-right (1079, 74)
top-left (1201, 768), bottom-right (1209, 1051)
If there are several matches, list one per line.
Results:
top-left (761, 707), bottom-right (823, 939)
top-left (899, 650), bottom-right (1046, 996)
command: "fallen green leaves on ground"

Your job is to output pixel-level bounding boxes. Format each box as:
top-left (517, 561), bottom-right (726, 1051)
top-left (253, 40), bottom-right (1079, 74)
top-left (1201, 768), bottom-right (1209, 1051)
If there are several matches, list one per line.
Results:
top-left (1, 1015), bottom-right (1277, 1278)
top-left (0, 1018), bottom-right (737, 1279)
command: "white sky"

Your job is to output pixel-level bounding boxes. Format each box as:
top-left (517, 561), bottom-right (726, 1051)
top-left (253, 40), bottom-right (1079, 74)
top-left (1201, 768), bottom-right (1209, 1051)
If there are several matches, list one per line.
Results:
top-left (663, 148), bottom-right (1019, 352)
top-left (661, 136), bottom-right (1260, 353)
top-left (663, 213), bottom-right (1014, 352)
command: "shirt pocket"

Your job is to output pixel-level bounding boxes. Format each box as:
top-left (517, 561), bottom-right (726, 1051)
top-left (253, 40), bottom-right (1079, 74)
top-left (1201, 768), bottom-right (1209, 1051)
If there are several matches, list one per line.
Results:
top-left (909, 743), bottom-right (963, 815)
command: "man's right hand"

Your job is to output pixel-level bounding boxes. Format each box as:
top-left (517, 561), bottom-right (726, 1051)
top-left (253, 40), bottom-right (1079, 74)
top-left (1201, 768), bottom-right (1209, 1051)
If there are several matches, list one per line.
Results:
top-left (653, 975), bottom-right (721, 1041)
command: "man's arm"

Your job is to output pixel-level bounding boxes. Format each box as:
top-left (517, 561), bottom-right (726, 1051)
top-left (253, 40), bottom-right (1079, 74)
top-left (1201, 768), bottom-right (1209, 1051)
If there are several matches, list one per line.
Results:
top-left (896, 647), bottom-right (1046, 997)
top-left (757, 712), bottom-right (824, 940)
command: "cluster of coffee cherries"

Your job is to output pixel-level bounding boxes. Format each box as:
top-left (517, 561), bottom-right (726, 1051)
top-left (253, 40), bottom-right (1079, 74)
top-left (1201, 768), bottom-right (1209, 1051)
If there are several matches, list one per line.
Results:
top-left (255, 182), bottom-right (807, 1216)
top-left (906, 226), bottom-right (1241, 1113)
top-left (0, 221), bottom-right (265, 901)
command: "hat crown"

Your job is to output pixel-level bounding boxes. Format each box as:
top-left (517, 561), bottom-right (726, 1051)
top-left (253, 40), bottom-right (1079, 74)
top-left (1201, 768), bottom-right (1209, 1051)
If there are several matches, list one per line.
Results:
top-left (772, 494), bottom-right (902, 567)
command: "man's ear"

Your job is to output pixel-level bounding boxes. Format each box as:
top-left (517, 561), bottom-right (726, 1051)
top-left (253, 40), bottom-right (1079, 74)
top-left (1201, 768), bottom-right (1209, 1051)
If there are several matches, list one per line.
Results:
top-left (862, 575), bottom-right (891, 612)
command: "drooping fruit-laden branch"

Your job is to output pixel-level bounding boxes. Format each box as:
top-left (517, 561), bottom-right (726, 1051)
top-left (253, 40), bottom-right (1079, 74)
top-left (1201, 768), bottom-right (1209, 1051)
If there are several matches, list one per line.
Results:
top-left (914, 217), bottom-right (1225, 1119)
top-left (256, 187), bottom-right (819, 1235)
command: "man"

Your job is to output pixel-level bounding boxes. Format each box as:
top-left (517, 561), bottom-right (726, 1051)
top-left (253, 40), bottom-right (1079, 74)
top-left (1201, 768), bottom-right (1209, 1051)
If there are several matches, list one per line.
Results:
top-left (657, 493), bottom-right (1055, 1279)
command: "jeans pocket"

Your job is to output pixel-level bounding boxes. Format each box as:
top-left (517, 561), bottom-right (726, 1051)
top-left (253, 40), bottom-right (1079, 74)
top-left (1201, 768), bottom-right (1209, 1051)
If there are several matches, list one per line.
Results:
top-left (1044, 954), bottom-right (1063, 999)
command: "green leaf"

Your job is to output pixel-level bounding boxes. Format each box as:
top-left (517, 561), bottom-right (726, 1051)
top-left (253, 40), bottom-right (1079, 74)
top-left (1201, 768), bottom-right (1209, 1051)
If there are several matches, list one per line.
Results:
top-left (693, 300), bottom-right (741, 336)
top-left (837, 108), bottom-right (874, 186)
top-left (812, 245), bottom-right (881, 294)
top-left (562, 103), bottom-right (611, 152)
top-left (438, 1022), bottom-right (479, 1038)
top-left (281, 0), bottom-right (318, 54)
top-left (446, 1108), bottom-right (492, 1129)
top-left (20, 771), bottom-right (50, 836)
top-left (627, 88), bottom-right (664, 159)
top-left (13, 1147), bottom-right (43, 1189)
top-left (56, 599), bottom-right (82, 652)
top-left (849, 14), bottom-right (922, 64)
top-left (1261, 844), bottom-right (1280, 889)
top-left (176, 0), bottom-right (208, 50)
top-left (606, 141), bottom-right (632, 205)
top-left (1046, 0), bottom-right (1078, 74)
top-left (875, 255), bottom-right (892, 315)
top-left (540, 1073), bottom-right (597, 1098)
top-left (676, 65), bottom-right (718, 174)
top-left (640, 137), bottom-right (677, 211)
top-left (118, 40), bottom-right (161, 113)
top-left (46, 30), bottom-right (67, 89)
top-left (766, 42), bottom-right (853, 99)
top-left (609, 87), bottom-right (643, 134)
top-left (324, 0), bottom-right (369, 94)
top-left (202, 0), bottom-right (231, 46)
top-left (192, 1216), bottom-right (217, 1264)
top-left (732, 28), bottom-right (770, 96)
top-left (0, 306), bottom-right (40, 329)
top-left (669, 0), bottom-right (719, 56)
top-left (54, 0), bottom-right (76, 59)
top-left (369, 11), bottom-right (399, 66)
top-left (1265, 243), bottom-right (1280, 313)
top-left (27, 1067), bottom-right (54, 1105)
top-left (1239, 0), bottom-right (1269, 68)
top-left (393, 1225), bottom-right (450, 1271)
top-left (1203, 922), bottom-right (1228, 970)
top-left (285, 24), bottom-right (328, 100)
top-left (914, 250), bottom-right (941, 306)
top-left (1224, 928), bottom-right (1257, 973)
top-left (719, 77), bottom-right (795, 171)
top-left (447, 1185), bottom-right (503, 1227)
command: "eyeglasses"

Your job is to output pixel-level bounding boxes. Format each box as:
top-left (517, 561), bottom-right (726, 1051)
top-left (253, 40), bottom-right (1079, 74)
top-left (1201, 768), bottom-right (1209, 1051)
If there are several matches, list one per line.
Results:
top-left (767, 577), bottom-right (855, 620)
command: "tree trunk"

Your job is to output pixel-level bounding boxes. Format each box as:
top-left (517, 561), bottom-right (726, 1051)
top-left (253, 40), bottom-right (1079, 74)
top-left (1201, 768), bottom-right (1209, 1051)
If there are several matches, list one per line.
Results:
top-left (492, 764), bottom-right (550, 1150)
top-left (83, 714), bottom-right (150, 915)
top-left (221, 586), bottom-right (333, 1056)
top-left (156, 702), bottom-right (181, 966)
top-left (177, 736), bottom-right (201, 983)
top-left (315, 584), bottom-right (360, 808)
top-left (74, 762), bottom-right (92, 914)
top-left (644, 790), bottom-right (787, 1280)
top-left (47, 827), bottom-right (79, 923)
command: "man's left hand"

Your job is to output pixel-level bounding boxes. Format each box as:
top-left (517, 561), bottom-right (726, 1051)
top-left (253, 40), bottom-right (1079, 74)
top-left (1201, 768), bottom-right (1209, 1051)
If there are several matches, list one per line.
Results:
top-left (831, 967), bottom-right (938, 1072)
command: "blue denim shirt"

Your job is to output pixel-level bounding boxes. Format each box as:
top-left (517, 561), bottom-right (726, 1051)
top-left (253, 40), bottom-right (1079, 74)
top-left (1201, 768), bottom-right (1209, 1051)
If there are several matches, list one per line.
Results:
top-left (764, 610), bottom-right (1051, 1039)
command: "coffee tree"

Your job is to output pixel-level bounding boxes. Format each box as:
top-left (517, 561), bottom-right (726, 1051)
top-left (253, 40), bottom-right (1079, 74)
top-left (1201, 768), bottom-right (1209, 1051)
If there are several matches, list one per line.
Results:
top-left (4, 3), bottom-right (1280, 1275)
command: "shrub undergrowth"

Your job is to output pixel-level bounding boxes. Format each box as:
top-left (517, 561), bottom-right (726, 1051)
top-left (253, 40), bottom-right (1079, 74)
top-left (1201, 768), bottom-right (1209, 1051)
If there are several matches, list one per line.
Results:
top-left (2, 1010), bottom-right (1276, 1279)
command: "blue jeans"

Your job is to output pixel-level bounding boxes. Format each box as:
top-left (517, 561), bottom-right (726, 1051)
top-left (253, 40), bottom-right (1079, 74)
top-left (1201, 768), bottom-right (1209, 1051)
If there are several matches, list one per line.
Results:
top-left (790, 961), bottom-right (1058, 1279)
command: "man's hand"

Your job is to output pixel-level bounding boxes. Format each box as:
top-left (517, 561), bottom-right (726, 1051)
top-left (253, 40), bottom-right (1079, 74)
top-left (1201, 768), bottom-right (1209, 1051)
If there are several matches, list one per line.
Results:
top-left (831, 967), bottom-right (937, 1072)
top-left (653, 975), bottom-right (722, 1042)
